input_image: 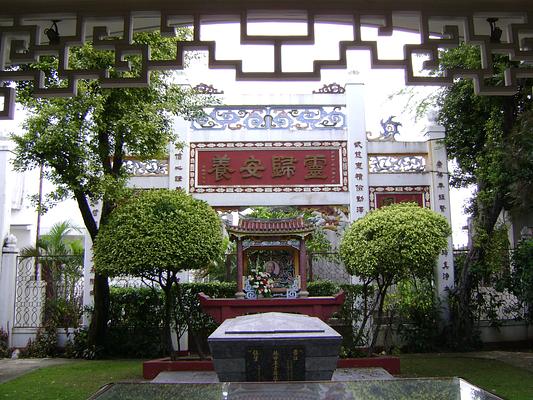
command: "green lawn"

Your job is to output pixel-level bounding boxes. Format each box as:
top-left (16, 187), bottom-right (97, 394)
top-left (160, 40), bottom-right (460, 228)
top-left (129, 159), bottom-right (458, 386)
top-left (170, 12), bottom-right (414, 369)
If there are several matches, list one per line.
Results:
top-left (400, 353), bottom-right (533, 400)
top-left (0, 360), bottom-right (142, 400)
top-left (1, 355), bottom-right (532, 399)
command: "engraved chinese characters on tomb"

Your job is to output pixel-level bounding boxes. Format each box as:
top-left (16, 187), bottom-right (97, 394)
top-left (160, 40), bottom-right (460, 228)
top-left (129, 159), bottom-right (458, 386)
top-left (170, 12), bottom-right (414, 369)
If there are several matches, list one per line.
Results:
top-left (196, 144), bottom-right (345, 189)
top-left (245, 346), bottom-right (305, 382)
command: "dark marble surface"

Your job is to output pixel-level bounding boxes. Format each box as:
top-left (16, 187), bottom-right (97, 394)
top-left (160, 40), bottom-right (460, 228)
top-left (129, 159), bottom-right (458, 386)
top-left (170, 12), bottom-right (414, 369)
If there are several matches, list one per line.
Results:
top-left (208, 312), bottom-right (342, 382)
top-left (90, 378), bottom-right (504, 400)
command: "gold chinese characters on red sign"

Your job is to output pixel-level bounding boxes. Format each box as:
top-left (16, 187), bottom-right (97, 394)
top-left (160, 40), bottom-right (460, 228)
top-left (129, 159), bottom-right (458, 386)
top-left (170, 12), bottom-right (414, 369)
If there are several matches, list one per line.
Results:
top-left (196, 148), bottom-right (341, 187)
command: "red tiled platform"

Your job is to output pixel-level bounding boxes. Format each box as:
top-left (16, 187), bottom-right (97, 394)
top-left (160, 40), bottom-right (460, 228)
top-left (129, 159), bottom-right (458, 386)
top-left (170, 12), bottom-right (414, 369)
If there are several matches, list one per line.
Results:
top-left (142, 356), bottom-right (400, 380)
top-left (198, 291), bottom-right (346, 323)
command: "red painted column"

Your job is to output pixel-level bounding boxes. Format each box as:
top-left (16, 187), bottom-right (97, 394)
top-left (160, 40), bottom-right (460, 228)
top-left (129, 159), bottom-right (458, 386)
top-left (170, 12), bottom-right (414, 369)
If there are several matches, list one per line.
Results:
top-left (299, 239), bottom-right (309, 298)
top-left (235, 238), bottom-right (245, 299)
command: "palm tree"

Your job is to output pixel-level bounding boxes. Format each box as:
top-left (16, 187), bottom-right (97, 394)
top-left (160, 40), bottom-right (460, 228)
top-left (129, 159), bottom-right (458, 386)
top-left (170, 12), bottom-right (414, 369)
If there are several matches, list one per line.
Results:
top-left (20, 221), bottom-right (84, 326)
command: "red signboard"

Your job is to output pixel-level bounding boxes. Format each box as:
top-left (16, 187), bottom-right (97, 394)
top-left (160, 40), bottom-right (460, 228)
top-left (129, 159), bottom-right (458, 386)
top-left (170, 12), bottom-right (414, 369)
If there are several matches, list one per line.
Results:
top-left (375, 193), bottom-right (424, 208)
top-left (190, 142), bottom-right (348, 193)
top-left (369, 186), bottom-right (431, 209)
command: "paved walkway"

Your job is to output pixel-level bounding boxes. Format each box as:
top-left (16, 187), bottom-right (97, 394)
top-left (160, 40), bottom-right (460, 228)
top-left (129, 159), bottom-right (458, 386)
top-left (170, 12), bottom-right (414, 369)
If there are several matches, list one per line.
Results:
top-left (0, 358), bottom-right (75, 384)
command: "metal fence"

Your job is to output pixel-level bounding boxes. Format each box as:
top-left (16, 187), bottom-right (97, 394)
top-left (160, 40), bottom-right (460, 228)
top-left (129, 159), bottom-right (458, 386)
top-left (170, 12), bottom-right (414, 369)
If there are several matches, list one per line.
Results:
top-left (14, 255), bottom-right (84, 328)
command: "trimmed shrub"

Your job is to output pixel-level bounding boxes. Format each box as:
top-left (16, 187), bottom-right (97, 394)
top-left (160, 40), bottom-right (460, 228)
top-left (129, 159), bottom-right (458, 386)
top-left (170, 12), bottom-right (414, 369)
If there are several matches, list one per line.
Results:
top-left (308, 280), bottom-right (340, 296)
top-left (103, 282), bottom-right (236, 358)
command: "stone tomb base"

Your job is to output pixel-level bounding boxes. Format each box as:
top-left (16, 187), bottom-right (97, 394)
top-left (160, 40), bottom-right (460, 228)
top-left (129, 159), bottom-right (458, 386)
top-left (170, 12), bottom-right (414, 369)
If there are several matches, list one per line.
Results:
top-left (208, 312), bottom-right (341, 382)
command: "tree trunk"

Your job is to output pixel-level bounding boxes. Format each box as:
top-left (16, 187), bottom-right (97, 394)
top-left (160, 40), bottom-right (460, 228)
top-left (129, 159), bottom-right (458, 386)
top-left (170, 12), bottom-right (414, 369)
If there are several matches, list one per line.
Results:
top-left (88, 272), bottom-right (110, 350)
top-left (162, 283), bottom-right (175, 360)
top-left (77, 190), bottom-right (111, 351)
top-left (175, 281), bottom-right (207, 359)
top-left (352, 282), bottom-right (377, 348)
top-left (367, 278), bottom-right (391, 356)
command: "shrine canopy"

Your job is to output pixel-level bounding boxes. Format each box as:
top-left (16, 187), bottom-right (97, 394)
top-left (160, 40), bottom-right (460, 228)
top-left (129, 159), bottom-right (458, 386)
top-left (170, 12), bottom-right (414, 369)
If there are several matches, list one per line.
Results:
top-left (226, 217), bottom-right (315, 240)
top-left (226, 217), bottom-right (315, 299)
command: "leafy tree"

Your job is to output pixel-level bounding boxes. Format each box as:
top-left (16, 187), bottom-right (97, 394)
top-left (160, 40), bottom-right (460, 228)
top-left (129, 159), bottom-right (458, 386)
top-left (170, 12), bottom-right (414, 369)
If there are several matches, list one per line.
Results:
top-left (339, 203), bottom-right (450, 354)
top-left (509, 239), bottom-right (533, 322)
top-left (435, 43), bottom-right (533, 345)
top-left (11, 31), bottom-right (209, 348)
top-left (93, 189), bottom-right (224, 357)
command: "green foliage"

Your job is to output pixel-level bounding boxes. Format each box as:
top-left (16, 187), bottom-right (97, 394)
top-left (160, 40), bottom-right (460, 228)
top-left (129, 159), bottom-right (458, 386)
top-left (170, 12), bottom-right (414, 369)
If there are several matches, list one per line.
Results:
top-left (196, 237), bottom-right (235, 282)
top-left (336, 283), bottom-right (375, 354)
top-left (473, 225), bottom-right (510, 284)
top-left (93, 189), bottom-right (224, 357)
top-left (10, 30), bottom-right (213, 346)
top-left (105, 287), bottom-right (165, 358)
top-left (174, 282), bottom-right (236, 353)
top-left (97, 283), bottom-right (236, 358)
top-left (21, 322), bottom-right (59, 358)
top-left (340, 203), bottom-right (450, 282)
top-left (20, 221), bottom-right (83, 258)
top-left (340, 203), bottom-right (449, 354)
top-left (93, 190), bottom-right (224, 278)
top-left (307, 280), bottom-right (340, 296)
top-left (11, 31), bottom-right (210, 213)
top-left (509, 239), bottom-right (533, 321)
top-left (64, 328), bottom-right (101, 360)
top-left (0, 328), bottom-right (10, 358)
top-left (20, 221), bottom-right (84, 329)
top-left (389, 280), bottom-right (442, 353)
top-left (44, 298), bottom-right (83, 329)
top-left (435, 44), bottom-right (533, 345)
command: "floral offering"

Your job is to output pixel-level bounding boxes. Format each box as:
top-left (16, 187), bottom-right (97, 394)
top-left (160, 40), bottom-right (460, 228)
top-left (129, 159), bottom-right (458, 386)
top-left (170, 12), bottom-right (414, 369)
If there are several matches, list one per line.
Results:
top-left (247, 270), bottom-right (274, 297)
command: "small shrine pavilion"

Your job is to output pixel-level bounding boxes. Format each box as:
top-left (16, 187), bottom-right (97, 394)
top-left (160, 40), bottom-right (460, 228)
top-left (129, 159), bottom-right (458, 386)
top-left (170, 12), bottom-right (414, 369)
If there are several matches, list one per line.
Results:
top-left (226, 217), bottom-right (315, 299)
top-left (198, 216), bottom-right (345, 323)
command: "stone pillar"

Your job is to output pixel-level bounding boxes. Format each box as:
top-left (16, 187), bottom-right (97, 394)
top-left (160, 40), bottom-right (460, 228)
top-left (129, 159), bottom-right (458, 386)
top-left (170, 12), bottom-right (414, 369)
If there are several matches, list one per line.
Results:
top-left (235, 239), bottom-right (245, 299)
top-left (82, 233), bottom-right (94, 327)
top-left (299, 240), bottom-right (309, 298)
top-left (427, 123), bottom-right (455, 322)
top-left (0, 140), bottom-right (13, 253)
top-left (0, 234), bottom-right (18, 346)
top-left (345, 82), bottom-right (370, 223)
top-left (169, 115), bottom-right (189, 192)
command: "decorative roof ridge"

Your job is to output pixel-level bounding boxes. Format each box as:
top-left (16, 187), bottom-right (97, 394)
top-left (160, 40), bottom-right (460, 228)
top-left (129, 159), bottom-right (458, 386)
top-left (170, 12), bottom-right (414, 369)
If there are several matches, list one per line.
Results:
top-left (226, 215), bottom-right (315, 236)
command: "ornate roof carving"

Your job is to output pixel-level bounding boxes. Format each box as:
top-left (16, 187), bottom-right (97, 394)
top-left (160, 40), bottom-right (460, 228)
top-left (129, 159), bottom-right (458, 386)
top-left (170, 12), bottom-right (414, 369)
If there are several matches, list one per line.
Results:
top-left (192, 83), bottom-right (224, 94)
top-left (226, 217), bottom-right (315, 237)
top-left (312, 83), bottom-right (346, 94)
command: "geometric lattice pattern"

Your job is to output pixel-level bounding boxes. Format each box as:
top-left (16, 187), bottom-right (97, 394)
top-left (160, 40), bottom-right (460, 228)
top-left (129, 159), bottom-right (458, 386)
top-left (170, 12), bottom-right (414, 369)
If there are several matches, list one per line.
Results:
top-left (14, 258), bottom-right (45, 328)
top-left (2, 9), bottom-right (533, 119)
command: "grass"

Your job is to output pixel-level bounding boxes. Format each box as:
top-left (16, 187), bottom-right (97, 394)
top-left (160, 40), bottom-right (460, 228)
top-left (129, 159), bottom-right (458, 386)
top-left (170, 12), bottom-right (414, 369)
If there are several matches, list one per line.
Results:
top-left (400, 353), bottom-right (533, 400)
top-left (0, 360), bottom-right (142, 400)
top-left (1, 354), bottom-right (532, 399)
